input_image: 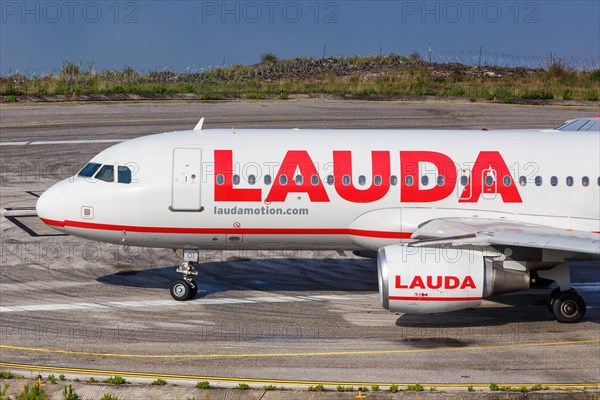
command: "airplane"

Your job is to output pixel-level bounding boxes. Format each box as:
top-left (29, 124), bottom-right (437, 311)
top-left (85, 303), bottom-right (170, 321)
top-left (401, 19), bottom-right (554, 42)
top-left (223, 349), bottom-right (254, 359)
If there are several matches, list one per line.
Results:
top-left (36, 117), bottom-right (600, 323)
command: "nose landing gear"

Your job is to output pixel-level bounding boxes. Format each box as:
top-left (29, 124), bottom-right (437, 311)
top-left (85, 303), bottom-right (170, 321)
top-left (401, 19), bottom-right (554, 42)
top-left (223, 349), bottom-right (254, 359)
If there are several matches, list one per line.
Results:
top-left (170, 250), bottom-right (200, 301)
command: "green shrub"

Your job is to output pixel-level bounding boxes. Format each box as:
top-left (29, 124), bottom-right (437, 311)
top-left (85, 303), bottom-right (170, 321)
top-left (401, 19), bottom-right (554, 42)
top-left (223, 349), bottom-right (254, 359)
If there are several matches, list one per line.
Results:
top-left (105, 376), bottom-right (126, 385)
top-left (336, 385), bottom-right (354, 392)
top-left (521, 90), bottom-right (553, 100)
top-left (6, 95), bottom-right (17, 102)
top-left (407, 383), bottom-right (424, 391)
top-left (151, 379), bottom-right (167, 386)
top-left (0, 383), bottom-right (9, 398)
top-left (201, 93), bottom-right (219, 100)
top-left (58, 375), bottom-right (65, 381)
top-left (590, 69), bottom-right (600, 82)
top-left (246, 93), bottom-right (267, 100)
top-left (263, 385), bottom-right (277, 390)
top-left (490, 382), bottom-right (499, 391)
top-left (307, 384), bottom-right (325, 391)
top-left (371, 385), bottom-right (379, 391)
top-left (562, 89), bottom-right (573, 100)
top-left (18, 383), bottom-right (47, 400)
top-left (467, 385), bottom-right (475, 392)
top-left (47, 375), bottom-right (56, 385)
top-left (531, 383), bottom-right (543, 391)
top-left (235, 383), bottom-right (250, 390)
top-left (195, 381), bottom-right (209, 389)
top-left (62, 384), bottom-right (78, 400)
top-left (87, 377), bottom-right (95, 383)
top-left (99, 395), bottom-right (119, 400)
top-left (390, 384), bottom-right (399, 392)
top-left (584, 89), bottom-right (599, 101)
top-left (0, 371), bottom-right (13, 379)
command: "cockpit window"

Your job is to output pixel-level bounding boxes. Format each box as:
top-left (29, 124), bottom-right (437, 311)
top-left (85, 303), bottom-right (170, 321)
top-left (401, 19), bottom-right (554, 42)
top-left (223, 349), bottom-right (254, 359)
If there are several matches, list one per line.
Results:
top-left (78, 163), bottom-right (102, 177)
top-left (95, 165), bottom-right (114, 182)
top-left (118, 166), bottom-right (132, 184)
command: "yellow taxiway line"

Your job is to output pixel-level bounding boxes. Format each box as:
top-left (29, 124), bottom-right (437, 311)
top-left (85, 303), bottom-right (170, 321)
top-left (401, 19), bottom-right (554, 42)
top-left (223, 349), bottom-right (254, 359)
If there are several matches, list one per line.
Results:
top-left (0, 361), bottom-right (597, 389)
top-left (1, 339), bottom-right (598, 359)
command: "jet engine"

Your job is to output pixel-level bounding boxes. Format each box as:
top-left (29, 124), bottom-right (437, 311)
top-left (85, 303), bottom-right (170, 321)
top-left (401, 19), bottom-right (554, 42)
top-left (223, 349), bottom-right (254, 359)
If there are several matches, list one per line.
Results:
top-left (377, 245), bottom-right (530, 314)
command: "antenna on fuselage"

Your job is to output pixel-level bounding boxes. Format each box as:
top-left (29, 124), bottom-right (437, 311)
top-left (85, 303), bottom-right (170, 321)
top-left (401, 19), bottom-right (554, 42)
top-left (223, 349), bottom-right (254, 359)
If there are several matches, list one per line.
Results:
top-left (193, 118), bottom-right (205, 132)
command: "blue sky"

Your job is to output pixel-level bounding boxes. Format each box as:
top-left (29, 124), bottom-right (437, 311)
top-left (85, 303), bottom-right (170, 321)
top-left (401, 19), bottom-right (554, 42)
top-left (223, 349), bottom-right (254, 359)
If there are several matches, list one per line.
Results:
top-left (1, 1), bottom-right (599, 75)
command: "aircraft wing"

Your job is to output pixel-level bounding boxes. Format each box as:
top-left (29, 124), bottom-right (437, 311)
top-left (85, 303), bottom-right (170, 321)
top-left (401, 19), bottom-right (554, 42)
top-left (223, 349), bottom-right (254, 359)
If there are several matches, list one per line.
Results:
top-left (409, 218), bottom-right (600, 257)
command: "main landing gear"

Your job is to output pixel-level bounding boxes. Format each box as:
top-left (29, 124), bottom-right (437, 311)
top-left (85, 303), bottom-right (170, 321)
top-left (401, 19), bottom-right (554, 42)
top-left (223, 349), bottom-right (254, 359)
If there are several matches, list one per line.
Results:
top-left (170, 250), bottom-right (200, 301)
top-left (538, 262), bottom-right (586, 323)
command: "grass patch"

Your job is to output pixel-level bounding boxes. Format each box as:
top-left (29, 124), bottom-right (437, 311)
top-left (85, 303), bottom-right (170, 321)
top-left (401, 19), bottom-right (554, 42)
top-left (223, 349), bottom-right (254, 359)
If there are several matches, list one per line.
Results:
top-left (6, 95), bottom-right (17, 102)
top-left (151, 378), bottom-right (167, 386)
top-left (490, 382), bottom-right (499, 391)
top-left (87, 377), bottom-right (96, 383)
top-left (47, 375), bottom-right (57, 385)
top-left (195, 381), bottom-right (210, 389)
top-left (235, 383), bottom-right (250, 390)
top-left (262, 385), bottom-right (279, 390)
top-left (407, 383), bottom-right (424, 391)
top-left (105, 376), bottom-right (126, 385)
top-left (2, 54), bottom-right (598, 102)
top-left (307, 384), bottom-right (325, 391)
top-left (18, 383), bottom-right (47, 400)
top-left (62, 384), bottom-right (78, 400)
top-left (0, 371), bottom-right (13, 379)
top-left (336, 385), bottom-right (354, 392)
top-left (467, 385), bottom-right (475, 392)
top-left (100, 394), bottom-right (119, 400)
top-left (371, 385), bottom-right (379, 391)
top-left (389, 384), bottom-right (399, 392)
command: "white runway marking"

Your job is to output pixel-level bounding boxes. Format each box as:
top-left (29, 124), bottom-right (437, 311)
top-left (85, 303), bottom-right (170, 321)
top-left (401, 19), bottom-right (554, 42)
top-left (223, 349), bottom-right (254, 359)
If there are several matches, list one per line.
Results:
top-left (0, 139), bottom-right (125, 146)
top-left (0, 294), bottom-right (374, 314)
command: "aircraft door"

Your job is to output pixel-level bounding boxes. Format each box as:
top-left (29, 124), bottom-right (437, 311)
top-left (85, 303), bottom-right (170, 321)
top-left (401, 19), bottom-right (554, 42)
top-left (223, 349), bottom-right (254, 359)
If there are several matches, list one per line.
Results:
top-left (171, 148), bottom-right (203, 211)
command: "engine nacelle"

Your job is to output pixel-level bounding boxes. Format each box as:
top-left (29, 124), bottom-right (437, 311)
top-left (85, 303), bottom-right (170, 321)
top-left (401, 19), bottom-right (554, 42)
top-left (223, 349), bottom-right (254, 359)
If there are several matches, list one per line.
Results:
top-left (377, 245), bottom-right (529, 314)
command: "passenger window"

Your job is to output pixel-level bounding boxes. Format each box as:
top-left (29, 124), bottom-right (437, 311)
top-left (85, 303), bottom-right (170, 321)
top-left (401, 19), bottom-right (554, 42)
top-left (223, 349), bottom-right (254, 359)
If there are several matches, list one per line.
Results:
top-left (279, 175), bottom-right (288, 185)
top-left (582, 176), bottom-right (589, 187)
top-left (390, 175), bottom-right (398, 186)
top-left (216, 174), bottom-right (225, 185)
top-left (405, 175), bottom-right (414, 186)
top-left (311, 175), bottom-right (319, 186)
top-left (566, 176), bottom-right (573, 187)
top-left (248, 175), bottom-right (256, 185)
top-left (535, 176), bottom-right (542, 186)
top-left (421, 175), bottom-right (429, 186)
top-left (78, 162), bottom-right (102, 178)
top-left (374, 175), bottom-right (382, 186)
top-left (437, 176), bottom-right (445, 186)
top-left (95, 165), bottom-right (114, 182)
top-left (503, 176), bottom-right (512, 187)
top-left (485, 175), bottom-right (495, 186)
top-left (342, 175), bottom-right (351, 186)
top-left (519, 176), bottom-right (527, 186)
top-left (118, 166), bottom-right (132, 184)
top-left (264, 175), bottom-right (272, 185)
top-left (358, 175), bottom-right (366, 186)
top-left (551, 176), bottom-right (558, 186)
top-left (326, 175), bottom-right (334, 185)
top-left (460, 176), bottom-right (468, 186)
top-left (295, 175), bottom-right (303, 185)
top-left (233, 175), bottom-right (240, 185)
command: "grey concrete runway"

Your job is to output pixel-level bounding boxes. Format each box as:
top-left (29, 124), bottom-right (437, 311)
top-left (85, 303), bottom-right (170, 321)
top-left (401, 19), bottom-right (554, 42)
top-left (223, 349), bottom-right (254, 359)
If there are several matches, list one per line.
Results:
top-left (0, 100), bottom-right (599, 386)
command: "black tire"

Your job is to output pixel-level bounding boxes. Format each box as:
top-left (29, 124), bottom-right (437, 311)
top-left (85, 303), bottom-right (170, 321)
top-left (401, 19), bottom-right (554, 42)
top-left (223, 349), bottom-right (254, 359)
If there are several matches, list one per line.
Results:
top-left (188, 280), bottom-right (198, 300)
top-left (552, 290), bottom-right (586, 323)
top-left (170, 279), bottom-right (191, 301)
top-left (547, 287), bottom-right (561, 313)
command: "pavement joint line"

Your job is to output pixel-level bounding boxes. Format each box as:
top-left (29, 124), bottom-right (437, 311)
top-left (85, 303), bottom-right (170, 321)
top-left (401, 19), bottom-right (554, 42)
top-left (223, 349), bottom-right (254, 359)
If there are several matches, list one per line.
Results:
top-left (0, 293), bottom-right (374, 313)
top-left (0, 361), bottom-right (597, 389)
top-left (1, 339), bottom-right (598, 359)
top-left (0, 113), bottom-right (584, 129)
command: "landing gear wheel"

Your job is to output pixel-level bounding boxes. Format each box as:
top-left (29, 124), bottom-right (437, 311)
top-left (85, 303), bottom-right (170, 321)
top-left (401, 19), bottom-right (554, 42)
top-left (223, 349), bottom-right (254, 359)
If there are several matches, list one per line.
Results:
top-left (551, 290), bottom-right (586, 323)
top-left (170, 279), bottom-right (191, 301)
top-left (188, 280), bottom-right (198, 299)
top-left (547, 287), bottom-right (561, 312)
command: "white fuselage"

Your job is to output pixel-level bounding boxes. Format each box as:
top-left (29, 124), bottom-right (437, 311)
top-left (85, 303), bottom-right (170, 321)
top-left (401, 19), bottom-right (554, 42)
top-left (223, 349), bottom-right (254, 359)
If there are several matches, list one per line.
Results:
top-left (36, 129), bottom-right (600, 251)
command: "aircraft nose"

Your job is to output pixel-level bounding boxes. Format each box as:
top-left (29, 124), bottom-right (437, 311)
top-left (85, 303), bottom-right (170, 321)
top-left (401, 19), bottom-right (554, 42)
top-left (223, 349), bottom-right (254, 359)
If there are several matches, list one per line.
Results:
top-left (36, 183), bottom-right (66, 231)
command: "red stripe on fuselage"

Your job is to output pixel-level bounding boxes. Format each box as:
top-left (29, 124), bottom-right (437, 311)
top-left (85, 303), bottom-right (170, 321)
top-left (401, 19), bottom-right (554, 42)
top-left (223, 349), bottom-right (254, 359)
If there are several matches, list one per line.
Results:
top-left (49, 219), bottom-right (413, 239)
top-left (389, 296), bottom-right (482, 302)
